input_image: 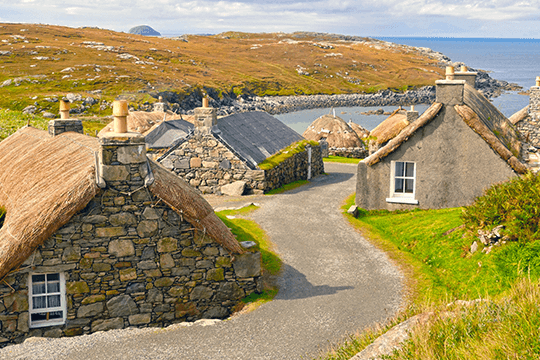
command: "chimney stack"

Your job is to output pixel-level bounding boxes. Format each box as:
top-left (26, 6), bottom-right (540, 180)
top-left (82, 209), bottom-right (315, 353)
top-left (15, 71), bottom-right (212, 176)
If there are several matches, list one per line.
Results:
top-left (453, 65), bottom-right (478, 89)
top-left (528, 77), bottom-right (540, 121)
top-left (445, 66), bottom-right (455, 80)
top-left (407, 105), bottom-right (419, 122)
top-left (48, 99), bottom-right (83, 136)
top-left (436, 70), bottom-right (466, 106)
top-left (194, 97), bottom-right (217, 135)
top-left (97, 100), bottom-right (153, 188)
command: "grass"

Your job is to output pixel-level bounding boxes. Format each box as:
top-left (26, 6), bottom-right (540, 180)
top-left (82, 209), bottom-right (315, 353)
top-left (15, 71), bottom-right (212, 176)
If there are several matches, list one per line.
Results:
top-left (216, 205), bottom-right (281, 311)
top-left (0, 23), bottom-right (444, 116)
top-left (0, 108), bottom-right (48, 140)
top-left (265, 179), bottom-right (310, 195)
top-left (323, 155), bottom-right (362, 164)
top-left (258, 140), bottom-right (319, 170)
top-left (319, 184), bottom-right (540, 359)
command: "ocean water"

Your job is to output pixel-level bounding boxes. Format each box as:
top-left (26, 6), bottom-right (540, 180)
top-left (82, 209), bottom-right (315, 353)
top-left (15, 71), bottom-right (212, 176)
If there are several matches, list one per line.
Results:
top-left (276, 37), bottom-right (539, 135)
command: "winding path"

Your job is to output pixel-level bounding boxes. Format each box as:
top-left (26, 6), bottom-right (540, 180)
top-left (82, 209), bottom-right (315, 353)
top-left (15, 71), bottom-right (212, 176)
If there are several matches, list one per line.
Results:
top-left (1, 163), bottom-right (403, 360)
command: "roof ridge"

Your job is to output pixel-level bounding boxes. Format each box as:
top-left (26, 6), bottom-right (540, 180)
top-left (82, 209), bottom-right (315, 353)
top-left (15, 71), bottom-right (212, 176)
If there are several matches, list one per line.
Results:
top-left (454, 104), bottom-right (528, 174)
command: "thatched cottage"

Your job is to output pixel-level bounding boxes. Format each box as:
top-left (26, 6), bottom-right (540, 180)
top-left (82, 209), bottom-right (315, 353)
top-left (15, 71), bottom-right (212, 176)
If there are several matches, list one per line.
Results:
top-left (0, 102), bottom-right (261, 346)
top-left (153, 100), bottom-right (324, 195)
top-left (302, 112), bottom-right (368, 158)
top-left (367, 107), bottom-right (418, 155)
top-left (356, 69), bottom-right (528, 210)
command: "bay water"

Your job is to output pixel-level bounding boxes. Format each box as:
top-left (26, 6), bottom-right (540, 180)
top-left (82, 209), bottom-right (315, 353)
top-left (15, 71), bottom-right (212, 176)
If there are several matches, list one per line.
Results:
top-left (276, 37), bottom-right (539, 135)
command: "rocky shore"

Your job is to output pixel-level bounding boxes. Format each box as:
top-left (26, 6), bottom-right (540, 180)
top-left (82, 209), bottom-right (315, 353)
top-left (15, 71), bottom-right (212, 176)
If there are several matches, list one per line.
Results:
top-left (155, 65), bottom-right (520, 117)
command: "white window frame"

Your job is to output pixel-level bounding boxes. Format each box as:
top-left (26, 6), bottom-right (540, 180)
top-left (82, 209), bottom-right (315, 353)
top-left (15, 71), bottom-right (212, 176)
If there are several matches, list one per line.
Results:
top-left (386, 161), bottom-right (419, 205)
top-left (28, 272), bottom-right (67, 328)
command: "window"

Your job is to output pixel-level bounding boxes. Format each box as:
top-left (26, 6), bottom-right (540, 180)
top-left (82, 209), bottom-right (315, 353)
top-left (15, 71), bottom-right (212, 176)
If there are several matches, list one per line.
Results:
top-left (386, 161), bottom-right (418, 205)
top-left (28, 273), bottom-right (66, 328)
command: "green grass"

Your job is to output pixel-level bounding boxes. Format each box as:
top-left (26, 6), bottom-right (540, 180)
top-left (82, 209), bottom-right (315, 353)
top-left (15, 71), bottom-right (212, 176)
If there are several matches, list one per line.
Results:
top-left (320, 182), bottom-right (540, 359)
top-left (216, 205), bottom-right (281, 311)
top-left (0, 206), bottom-right (5, 228)
top-left (258, 140), bottom-right (319, 170)
top-left (323, 155), bottom-right (362, 164)
top-left (265, 180), bottom-right (310, 195)
top-left (0, 108), bottom-right (48, 140)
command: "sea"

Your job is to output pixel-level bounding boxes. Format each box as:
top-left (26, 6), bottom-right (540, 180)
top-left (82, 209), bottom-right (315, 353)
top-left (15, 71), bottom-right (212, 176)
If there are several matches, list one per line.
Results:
top-left (274, 37), bottom-right (540, 135)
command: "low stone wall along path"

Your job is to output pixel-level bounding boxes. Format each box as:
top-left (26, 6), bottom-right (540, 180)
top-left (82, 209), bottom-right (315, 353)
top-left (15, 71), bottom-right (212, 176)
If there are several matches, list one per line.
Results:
top-left (0, 163), bottom-right (403, 360)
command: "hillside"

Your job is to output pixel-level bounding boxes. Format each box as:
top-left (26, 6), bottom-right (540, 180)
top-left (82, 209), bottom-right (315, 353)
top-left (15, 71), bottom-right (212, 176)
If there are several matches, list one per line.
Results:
top-left (0, 23), bottom-right (445, 116)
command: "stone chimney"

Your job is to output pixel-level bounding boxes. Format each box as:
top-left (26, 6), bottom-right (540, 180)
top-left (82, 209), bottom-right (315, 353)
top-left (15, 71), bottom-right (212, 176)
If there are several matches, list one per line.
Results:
top-left (193, 97), bottom-right (217, 135)
top-left (96, 100), bottom-right (154, 189)
top-left (406, 105), bottom-right (419, 122)
top-left (528, 76), bottom-right (540, 121)
top-left (48, 100), bottom-right (84, 136)
top-left (435, 67), bottom-right (465, 106)
top-left (153, 95), bottom-right (169, 112)
top-left (453, 65), bottom-right (478, 89)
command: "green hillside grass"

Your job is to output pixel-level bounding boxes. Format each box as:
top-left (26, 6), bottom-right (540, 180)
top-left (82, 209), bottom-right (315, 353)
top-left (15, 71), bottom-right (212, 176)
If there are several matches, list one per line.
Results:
top-left (0, 24), bottom-right (444, 116)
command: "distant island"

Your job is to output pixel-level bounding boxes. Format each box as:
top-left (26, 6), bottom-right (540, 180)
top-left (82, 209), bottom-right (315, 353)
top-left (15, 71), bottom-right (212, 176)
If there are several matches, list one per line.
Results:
top-left (128, 25), bottom-right (161, 36)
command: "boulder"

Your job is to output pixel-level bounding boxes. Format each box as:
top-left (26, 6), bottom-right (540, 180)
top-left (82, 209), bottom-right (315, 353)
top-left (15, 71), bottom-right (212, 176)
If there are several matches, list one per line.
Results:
top-left (221, 181), bottom-right (246, 196)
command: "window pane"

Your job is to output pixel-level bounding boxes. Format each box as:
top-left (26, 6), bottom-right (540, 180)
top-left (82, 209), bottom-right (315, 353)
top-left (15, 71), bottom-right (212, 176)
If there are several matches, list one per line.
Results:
top-left (405, 179), bottom-right (414, 193)
top-left (49, 311), bottom-right (63, 320)
top-left (47, 282), bottom-right (60, 293)
top-left (405, 163), bottom-right (415, 177)
top-left (32, 274), bottom-right (45, 282)
top-left (395, 162), bottom-right (404, 177)
top-left (48, 295), bottom-right (61, 308)
top-left (33, 296), bottom-right (47, 309)
top-left (395, 178), bottom-right (404, 193)
top-left (33, 283), bottom-right (46, 295)
top-left (47, 274), bottom-right (59, 281)
top-left (31, 312), bottom-right (48, 322)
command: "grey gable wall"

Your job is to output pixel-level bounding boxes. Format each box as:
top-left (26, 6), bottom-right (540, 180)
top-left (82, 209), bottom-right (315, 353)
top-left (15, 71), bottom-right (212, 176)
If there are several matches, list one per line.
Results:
top-left (356, 105), bottom-right (518, 210)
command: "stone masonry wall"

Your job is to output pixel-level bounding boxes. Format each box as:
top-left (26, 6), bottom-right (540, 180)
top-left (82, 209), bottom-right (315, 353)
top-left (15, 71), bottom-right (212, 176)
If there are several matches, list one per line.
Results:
top-left (521, 87), bottom-right (540, 148)
top-left (329, 147), bottom-right (368, 159)
top-left (263, 145), bottom-right (325, 190)
top-left (157, 134), bottom-right (267, 195)
top-left (0, 140), bottom-right (261, 346)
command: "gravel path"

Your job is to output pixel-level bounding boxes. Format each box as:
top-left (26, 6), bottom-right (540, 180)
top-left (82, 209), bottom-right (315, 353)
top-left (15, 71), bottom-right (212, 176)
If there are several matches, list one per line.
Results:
top-left (0, 163), bottom-right (403, 360)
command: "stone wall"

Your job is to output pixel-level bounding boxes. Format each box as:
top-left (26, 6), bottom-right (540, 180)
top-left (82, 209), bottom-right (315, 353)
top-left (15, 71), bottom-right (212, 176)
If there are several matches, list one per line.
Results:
top-left (329, 146), bottom-right (368, 159)
top-left (157, 134), bottom-right (267, 195)
top-left (264, 145), bottom-right (325, 190)
top-left (519, 87), bottom-right (540, 148)
top-left (157, 135), bottom-right (325, 195)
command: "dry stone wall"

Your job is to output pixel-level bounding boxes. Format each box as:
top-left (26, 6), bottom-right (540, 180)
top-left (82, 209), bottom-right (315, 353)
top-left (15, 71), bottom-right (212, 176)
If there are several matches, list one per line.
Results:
top-left (328, 146), bottom-right (368, 159)
top-left (157, 134), bottom-right (325, 194)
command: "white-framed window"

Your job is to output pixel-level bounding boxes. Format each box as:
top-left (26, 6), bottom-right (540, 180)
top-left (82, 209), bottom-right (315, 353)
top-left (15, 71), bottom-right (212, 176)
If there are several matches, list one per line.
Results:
top-left (28, 273), bottom-right (67, 328)
top-left (386, 161), bottom-right (419, 205)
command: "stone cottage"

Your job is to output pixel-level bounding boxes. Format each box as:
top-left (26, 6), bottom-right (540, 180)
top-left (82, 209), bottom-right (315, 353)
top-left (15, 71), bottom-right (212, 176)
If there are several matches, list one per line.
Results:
top-left (0, 102), bottom-right (261, 346)
top-left (356, 68), bottom-right (528, 210)
top-left (153, 99), bottom-right (324, 195)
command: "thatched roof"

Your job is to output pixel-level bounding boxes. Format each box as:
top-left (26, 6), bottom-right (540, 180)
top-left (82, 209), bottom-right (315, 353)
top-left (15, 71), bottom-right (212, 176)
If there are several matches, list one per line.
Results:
top-left (369, 109), bottom-right (409, 145)
top-left (0, 127), bottom-right (242, 279)
top-left (348, 120), bottom-right (369, 138)
top-left (303, 114), bottom-right (363, 148)
top-left (364, 87), bottom-right (527, 174)
top-left (98, 111), bottom-right (183, 137)
top-left (509, 105), bottom-right (529, 125)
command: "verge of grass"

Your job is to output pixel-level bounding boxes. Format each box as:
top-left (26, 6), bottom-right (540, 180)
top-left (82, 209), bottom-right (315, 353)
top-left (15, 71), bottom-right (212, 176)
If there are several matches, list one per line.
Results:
top-left (216, 205), bottom-right (281, 312)
top-left (323, 156), bottom-right (362, 164)
top-left (0, 108), bottom-right (48, 140)
top-left (258, 140), bottom-right (319, 170)
top-left (265, 179), bottom-right (310, 195)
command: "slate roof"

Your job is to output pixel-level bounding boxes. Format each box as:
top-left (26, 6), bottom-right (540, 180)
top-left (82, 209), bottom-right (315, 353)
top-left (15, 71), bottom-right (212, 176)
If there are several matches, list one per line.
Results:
top-left (145, 119), bottom-right (194, 149)
top-left (214, 111), bottom-right (303, 167)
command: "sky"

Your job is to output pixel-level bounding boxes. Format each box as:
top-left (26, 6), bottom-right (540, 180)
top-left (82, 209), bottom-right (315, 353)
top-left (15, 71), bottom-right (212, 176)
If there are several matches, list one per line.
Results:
top-left (1, 0), bottom-right (540, 38)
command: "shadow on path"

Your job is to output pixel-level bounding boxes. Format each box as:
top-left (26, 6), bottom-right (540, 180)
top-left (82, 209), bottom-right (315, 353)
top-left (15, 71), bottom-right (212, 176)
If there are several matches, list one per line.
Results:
top-left (276, 264), bottom-right (353, 300)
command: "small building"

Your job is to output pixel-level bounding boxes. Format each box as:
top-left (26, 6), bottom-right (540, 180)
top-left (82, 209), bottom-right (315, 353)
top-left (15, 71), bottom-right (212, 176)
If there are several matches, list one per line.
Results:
top-left (302, 113), bottom-right (367, 158)
top-left (155, 101), bottom-right (324, 195)
top-left (0, 103), bottom-right (261, 346)
top-left (356, 70), bottom-right (528, 210)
